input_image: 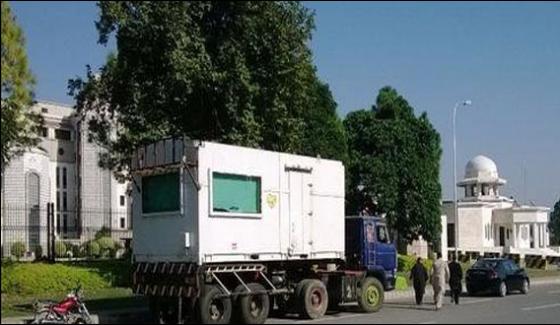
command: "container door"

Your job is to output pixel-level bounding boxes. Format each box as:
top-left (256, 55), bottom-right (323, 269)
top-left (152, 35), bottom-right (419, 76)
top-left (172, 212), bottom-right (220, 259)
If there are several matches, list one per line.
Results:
top-left (287, 169), bottom-right (312, 256)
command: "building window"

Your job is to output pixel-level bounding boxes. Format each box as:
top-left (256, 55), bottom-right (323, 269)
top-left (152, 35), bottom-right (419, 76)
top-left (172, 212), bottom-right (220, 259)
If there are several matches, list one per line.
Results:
top-left (62, 192), bottom-right (67, 211)
top-left (120, 195), bottom-right (125, 206)
top-left (40, 127), bottom-right (48, 137)
top-left (62, 167), bottom-right (67, 189)
top-left (58, 148), bottom-right (65, 156)
top-left (142, 172), bottom-right (180, 214)
top-left (41, 107), bottom-right (49, 113)
top-left (56, 192), bottom-right (60, 211)
top-left (56, 167), bottom-right (60, 189)
top-left (212, 172), bottom-right (261, 215)
top-left (55, 129), bottom-right (72, 141)
top-left (120, 217), bottom-right (125, 229)
top-left (63, 214), bottom-right (68, 236)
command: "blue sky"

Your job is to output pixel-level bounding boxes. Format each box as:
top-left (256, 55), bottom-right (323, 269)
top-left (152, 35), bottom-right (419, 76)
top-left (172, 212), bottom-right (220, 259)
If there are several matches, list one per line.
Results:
top-left (10, 1), bottom-right (560, 207)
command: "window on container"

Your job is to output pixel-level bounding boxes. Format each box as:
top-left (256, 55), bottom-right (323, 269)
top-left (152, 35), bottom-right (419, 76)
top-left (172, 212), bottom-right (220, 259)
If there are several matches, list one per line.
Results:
top-left (142, 172), bottom-right (180, 214)
top-left (55, 129), bottom-right (72, 141)
top-left (212, 172), bottom-right (261, 214)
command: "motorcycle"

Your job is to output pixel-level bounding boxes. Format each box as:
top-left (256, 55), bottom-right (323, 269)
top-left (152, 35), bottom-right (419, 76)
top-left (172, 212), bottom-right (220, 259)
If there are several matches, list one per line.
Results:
top-left (31, 285), bottom-right (92, 324)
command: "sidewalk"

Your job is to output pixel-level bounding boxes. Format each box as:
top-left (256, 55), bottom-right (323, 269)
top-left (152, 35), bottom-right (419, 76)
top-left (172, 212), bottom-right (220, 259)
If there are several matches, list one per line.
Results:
top-left (384, 275), bottom-right (560, 303)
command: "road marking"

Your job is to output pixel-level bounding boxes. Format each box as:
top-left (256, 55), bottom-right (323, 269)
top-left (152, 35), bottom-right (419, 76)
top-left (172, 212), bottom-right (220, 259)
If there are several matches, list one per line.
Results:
top-left (522, 303), bottom-right (560, 311)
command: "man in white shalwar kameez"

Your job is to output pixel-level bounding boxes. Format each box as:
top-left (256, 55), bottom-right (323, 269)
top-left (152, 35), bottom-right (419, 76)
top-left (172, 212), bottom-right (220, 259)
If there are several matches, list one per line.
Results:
top-left (431, 252), bottom-right (450, 311)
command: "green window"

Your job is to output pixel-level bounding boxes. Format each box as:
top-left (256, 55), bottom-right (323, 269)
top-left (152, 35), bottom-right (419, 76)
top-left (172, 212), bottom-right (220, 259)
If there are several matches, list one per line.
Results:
top-left (212, 172), bottom-right (261, 214)
top-left (142, 172), bottom-right (180, 214)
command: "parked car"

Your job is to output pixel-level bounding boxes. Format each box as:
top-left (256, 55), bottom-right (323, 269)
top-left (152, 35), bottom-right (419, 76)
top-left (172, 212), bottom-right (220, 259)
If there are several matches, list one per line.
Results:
top-left (465, 258), bottom-right (530, 297)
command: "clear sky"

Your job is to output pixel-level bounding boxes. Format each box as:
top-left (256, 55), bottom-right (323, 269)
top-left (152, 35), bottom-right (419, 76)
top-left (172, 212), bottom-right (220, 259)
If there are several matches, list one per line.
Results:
top-left (10, 1), bottom-right (560, 207)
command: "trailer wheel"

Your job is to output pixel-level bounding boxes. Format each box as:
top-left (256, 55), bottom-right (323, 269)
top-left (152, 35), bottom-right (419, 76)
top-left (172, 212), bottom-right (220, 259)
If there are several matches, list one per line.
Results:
top-left (296, 279), bottom-right (328, 319)
top-left (357, 277), bottom-right (384, 313)
top-left (233, 283), bottom-right (270, 324)
top-left (199, 286), bottom-right (232, 324)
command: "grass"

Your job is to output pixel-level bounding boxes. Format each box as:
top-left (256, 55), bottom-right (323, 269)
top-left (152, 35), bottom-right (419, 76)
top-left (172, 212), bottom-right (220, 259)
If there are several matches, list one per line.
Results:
top-left (526, 268), bottom-right (560, 278)
top-left (1, 260), bottom-right (137, 319)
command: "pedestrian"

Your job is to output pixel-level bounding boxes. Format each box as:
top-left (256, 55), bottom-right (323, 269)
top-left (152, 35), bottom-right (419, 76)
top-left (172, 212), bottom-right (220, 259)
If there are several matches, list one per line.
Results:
top-left (410, 257), bottom-right (429, 305)
top-left (448, 256), bottom-right (463, 305)
top-left (431, 252), bottom-right (450, 311)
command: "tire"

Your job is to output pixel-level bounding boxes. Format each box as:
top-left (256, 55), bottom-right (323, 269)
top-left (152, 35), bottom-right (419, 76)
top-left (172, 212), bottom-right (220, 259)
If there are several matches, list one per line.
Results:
top-left (296, 279), bottom-right (329, 319)
top-left (31, 310), bottom-right (52, 324)
top-left (497, 281), bottom-right (507, 297)
top-left (521, 279), bottom-right (529, 294)
top-left (357, 277), bottom-right (384, 313)
top-left (199, 285), bottom-right (233, 324)
top-left (236, 283), bottom-right (270, 324)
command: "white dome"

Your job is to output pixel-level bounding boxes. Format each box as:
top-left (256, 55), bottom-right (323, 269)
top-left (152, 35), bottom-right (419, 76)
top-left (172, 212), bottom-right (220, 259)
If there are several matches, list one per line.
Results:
top-left (465, 155), bottom-right (499, 180)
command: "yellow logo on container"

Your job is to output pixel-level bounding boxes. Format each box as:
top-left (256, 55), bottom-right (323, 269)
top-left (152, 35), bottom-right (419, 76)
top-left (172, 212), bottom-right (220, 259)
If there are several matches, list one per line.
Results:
top-left (266, 193), bottom-right (278, 209)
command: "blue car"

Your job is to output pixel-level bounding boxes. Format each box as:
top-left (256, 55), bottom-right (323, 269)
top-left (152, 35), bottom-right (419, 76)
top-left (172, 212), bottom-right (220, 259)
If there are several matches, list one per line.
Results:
top-left (466, 258), bottom-right (530, 297)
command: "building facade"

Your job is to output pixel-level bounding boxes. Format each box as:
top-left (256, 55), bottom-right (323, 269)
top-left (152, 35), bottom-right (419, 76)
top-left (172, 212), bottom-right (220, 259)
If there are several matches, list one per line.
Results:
top-left (442, 155), bottom-right (555, 258)
top-left (1, 101), bottom-right (131, 257)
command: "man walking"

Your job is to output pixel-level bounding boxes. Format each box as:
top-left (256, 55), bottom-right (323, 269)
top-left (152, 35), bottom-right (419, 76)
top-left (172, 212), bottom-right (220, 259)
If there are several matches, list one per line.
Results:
top-left (448, 256), bottom-right (463, 305)
top-left (431, 252), bottom-right (450, 311)
top-left (410, 257), bottom-right (429, 305)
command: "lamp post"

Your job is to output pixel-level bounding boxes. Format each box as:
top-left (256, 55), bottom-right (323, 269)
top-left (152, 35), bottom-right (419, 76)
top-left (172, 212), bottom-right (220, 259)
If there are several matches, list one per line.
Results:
top-left (453, 100), bottom-right (472, 257)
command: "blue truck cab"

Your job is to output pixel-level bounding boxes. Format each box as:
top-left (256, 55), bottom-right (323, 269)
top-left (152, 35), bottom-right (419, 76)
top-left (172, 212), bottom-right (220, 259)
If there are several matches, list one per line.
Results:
top-left (345, 216), bottom-right (398, 291)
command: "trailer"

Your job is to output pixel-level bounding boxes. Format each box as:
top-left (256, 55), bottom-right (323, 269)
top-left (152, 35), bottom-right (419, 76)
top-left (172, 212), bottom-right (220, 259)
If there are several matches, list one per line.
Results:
top-left (130, 138), bottom-right (397, 324)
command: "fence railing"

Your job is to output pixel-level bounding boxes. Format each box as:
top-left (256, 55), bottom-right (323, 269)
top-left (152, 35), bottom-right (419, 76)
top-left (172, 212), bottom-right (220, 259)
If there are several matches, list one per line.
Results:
top-left (1, 203), bottom-right (132, 260)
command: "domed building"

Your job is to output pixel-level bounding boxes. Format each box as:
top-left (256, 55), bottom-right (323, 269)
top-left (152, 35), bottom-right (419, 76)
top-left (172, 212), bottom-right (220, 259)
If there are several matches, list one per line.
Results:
top-left (441, 155), bottom-right (555, 260)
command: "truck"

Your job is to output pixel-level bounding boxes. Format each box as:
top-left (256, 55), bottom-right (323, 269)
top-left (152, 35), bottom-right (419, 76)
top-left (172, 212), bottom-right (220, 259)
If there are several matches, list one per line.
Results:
top-left (130, 138), bottom-right (397, 324)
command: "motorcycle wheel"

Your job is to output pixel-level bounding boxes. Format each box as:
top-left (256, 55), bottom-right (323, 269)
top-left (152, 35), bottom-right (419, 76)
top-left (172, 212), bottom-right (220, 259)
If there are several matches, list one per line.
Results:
top-left (31, 310), bottom-right (52, 324)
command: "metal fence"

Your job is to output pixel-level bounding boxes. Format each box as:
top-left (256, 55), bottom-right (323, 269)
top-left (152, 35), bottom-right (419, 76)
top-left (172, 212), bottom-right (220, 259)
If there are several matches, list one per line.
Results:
top-left (1, 203), bottom-right (132, 260)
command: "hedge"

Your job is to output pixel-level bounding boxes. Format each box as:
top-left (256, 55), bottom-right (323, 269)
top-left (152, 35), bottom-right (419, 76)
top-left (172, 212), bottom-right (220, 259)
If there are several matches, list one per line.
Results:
top-left (398, 254), bottom-right (433, 273)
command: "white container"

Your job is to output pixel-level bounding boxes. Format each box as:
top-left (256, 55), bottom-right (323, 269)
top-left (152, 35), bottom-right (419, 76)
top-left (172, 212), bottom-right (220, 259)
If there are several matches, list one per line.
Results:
top-left (131, 139), bottom-right (345, 265)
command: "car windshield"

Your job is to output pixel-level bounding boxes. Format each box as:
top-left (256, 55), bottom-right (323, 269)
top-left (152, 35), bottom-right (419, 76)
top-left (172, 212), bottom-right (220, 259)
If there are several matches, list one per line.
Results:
top-left (472, 259), bottom-right (499, 269)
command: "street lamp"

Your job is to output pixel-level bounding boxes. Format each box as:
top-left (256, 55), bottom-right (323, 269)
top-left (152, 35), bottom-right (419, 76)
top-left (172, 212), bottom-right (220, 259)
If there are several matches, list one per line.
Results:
top-left (453, 100), bottom-right (472, 258)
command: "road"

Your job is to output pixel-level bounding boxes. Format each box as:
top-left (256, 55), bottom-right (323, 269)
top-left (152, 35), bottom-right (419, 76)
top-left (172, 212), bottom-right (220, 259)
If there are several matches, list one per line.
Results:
top-left (267, 282), bottom-right (560, 324)
top-left (4, 282), bottom-right (558, 324)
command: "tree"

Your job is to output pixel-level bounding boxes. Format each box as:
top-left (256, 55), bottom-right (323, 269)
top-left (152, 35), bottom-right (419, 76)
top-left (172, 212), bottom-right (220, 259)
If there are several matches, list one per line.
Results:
top-left (1, 1), bottom-right (41, 170)
top-left (344, 86), bottom-right (442, 248)
top-left (550, 198), bottom-right (560, 246)
top-left (69, 2), bottom-right (347, 177)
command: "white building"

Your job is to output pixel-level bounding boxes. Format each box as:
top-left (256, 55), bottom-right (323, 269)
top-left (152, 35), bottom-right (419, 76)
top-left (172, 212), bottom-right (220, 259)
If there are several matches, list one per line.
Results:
top-left (442, 155), bottom-right (555, 258)
top-left (1, 101), bottom-right (130, 257)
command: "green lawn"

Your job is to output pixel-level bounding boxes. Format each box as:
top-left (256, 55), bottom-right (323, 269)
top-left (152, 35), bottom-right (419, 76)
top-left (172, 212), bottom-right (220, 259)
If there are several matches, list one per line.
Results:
top-left (1, 260), bottom-right (142, 319)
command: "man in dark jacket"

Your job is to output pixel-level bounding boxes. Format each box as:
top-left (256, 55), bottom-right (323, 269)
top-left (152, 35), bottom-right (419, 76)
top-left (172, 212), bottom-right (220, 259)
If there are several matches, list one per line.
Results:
top-left (410, 257), bottom-right (429, 305)
top-left (448, 256), bottom-right (463, 304)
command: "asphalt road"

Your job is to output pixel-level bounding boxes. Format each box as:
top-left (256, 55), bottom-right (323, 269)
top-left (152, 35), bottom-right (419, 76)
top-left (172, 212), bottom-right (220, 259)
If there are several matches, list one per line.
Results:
top-left (7, 282), bottom-right (557, 324)
top-left (267, 283), bottom-right (560, 324)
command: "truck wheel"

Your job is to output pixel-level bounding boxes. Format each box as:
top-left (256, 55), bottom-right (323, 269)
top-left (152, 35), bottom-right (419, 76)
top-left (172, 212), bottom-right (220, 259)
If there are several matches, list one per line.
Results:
top-left (357, 277), bottom-right (384, 313)
top-left (199, 285), bottom-right (232, 324)
top-left (296, 279), bottom-right (328, 319)
top-left (236, 283), bottom-right (270, 324)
